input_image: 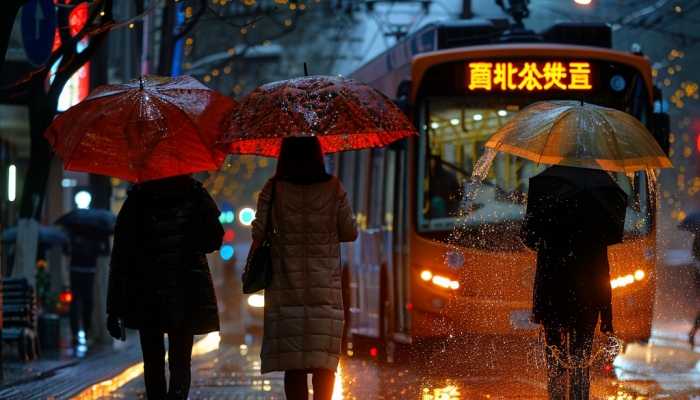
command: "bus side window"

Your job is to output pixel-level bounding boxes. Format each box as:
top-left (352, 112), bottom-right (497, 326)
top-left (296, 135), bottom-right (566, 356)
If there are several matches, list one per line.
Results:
top-left (327, 153), bottom-right (340, 177)
top-left (369, 149), bottom-right (386, 229)
top-left (340, 151), bottom-right (356, 209)
top-left (354, 150), bottom-right (371, 230)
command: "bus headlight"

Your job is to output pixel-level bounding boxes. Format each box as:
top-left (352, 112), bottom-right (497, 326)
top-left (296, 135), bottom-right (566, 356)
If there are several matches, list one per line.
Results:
top-left (611, 269), bottom-right (646, 289)
top-left (247, 294), bottom-right (265, 308)
top-left (420, 270), bottom-right (433, 281)
top-left (418, 270), bottom-right (460, 291)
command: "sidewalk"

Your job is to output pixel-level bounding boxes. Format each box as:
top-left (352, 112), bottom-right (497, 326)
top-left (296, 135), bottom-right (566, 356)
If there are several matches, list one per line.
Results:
top-left (105, 337), bottom-right (285, 400)
top-left (0, 335), bottom-right (141, 400)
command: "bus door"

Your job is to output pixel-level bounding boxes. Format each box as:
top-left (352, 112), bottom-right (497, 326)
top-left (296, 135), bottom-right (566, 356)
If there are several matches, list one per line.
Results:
top-left (388, 143), bottom-right (411, 342)
top-left (349, 150), bottom-right (383, 338)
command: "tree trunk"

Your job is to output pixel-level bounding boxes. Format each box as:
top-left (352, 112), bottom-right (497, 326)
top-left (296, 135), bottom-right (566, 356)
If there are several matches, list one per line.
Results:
top-left (20, 82), bottom-right (56, 220)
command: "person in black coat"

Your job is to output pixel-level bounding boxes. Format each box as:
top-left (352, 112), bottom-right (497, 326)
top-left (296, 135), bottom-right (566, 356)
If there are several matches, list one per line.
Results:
top-left (106, 175), bottom-right (223, 400)
top-left (522, 165), bottom-right (627, 400)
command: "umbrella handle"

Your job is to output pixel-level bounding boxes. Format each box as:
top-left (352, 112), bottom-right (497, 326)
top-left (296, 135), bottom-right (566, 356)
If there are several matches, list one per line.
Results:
top-left (139, 76), bottom-right (144, 89)
top-left (304, 62), bottom-right (309, 77)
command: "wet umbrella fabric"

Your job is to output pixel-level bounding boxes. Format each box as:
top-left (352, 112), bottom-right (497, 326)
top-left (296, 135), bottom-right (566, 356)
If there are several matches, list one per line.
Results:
top-left (56, 209), bottom-right (116, 235)
top-left (2, 226), bottom-right (69, 245)
top-left (221, 75), bottom-right (416, 157)
top-left (679, 211), bottom-right (700, 233)
top-left (486, 100), bottom-right (672, 173)
top-left (45, 75), bottom-right (237, 183)
top-left (522, 165), bottom-right (628, 329)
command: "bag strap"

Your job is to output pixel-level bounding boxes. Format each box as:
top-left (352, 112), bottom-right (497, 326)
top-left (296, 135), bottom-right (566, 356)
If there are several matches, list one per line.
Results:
top-left (264, 179), bottom-right (276, 237)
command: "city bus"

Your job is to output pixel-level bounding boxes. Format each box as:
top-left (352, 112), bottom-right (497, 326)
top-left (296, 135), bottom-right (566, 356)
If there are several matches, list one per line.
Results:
top-left (333, 20), bottom-right (670, 359)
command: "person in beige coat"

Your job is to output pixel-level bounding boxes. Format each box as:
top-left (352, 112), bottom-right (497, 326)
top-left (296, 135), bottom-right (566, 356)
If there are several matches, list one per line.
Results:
top-left (251, 136), bottom-right (358, 400)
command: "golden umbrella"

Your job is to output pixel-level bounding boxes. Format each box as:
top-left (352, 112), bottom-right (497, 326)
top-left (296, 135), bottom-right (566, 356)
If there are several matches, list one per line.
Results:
top-left (484, 100), bottom-right (672, 173)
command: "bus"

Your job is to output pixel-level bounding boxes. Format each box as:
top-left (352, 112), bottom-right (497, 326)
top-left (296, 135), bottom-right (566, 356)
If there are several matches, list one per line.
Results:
top-left (333, 20), bottom-right (670, 360)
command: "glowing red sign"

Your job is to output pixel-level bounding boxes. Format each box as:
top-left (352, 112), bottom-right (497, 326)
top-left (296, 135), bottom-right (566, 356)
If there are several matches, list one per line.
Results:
top-left (467, 61), bottom-right (593, 92)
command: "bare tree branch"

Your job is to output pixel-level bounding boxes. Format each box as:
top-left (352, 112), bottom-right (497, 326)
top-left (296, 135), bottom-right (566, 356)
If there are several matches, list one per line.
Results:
top-left (173, 0), bottom-right (207, 41)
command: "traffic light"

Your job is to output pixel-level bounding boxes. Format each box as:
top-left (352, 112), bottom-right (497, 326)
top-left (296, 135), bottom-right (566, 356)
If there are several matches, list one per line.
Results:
top-left (220, 228), bottom-right (235, 261)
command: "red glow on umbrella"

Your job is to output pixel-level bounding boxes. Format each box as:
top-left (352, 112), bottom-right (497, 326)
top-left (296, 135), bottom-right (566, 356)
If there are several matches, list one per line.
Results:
top-left (45, 75), bottom-right (236, 182)
top-left (222, 76), bottom-right (416, 157)
top-left (223, 229), bottom-right (235, 242)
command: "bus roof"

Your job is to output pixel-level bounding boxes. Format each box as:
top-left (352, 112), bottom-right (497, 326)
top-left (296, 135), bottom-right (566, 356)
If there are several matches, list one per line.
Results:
top-left (410, 43), bottom-right (653, 103)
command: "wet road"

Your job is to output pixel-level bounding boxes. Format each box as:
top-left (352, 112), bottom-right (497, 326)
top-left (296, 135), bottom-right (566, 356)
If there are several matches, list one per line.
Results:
top-left (99, 328), bottom-right (699, 400)
top-left (94, 257), bottom-right (700, 399)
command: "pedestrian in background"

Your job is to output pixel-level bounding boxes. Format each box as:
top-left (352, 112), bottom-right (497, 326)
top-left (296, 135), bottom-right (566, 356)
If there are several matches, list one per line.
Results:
top-left (251, 136), bottom-right (357, 400)
top-left (522, 165), bottom-right (627, 400)
top-left (106, 175), bottom-right (223, 400)
top-left (64, 226), bottom-right (110, 347)
top-left (689, 231), bottom-right (700, 348)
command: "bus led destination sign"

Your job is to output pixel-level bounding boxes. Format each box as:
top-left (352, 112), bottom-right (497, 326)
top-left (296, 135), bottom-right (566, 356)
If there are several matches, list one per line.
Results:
top-left (467, 61), bottom-right (593, 92)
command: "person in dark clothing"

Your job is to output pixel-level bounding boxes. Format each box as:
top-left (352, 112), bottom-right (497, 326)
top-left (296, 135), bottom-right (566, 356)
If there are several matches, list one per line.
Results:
top-left (689, 233), bottom-right (700, 348)
top-left (522, 165), bottom-right (627, 400)
top-left (64, 230), bottom-right (110, 345)
top-left (106, 175), bottom-right (223, 400)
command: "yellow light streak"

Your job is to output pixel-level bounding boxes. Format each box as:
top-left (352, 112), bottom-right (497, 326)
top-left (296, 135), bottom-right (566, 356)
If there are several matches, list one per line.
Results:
top-left (610, 269), bottom-right (646, 289)
top-left (331, 362), bottom-right (344, 399)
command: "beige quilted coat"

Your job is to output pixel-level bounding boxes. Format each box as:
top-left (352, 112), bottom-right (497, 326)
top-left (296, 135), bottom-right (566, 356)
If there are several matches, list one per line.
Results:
top-left (252, 177), bottom-right (357, 373)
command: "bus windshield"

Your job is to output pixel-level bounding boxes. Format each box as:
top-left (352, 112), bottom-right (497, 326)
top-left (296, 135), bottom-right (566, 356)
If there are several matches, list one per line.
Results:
top-left (417, 97), bottom-right (651, 244)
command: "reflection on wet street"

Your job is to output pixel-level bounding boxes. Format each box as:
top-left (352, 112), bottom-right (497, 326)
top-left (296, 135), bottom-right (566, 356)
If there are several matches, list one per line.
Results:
top-left (101, 328), bottom-right (699, 400)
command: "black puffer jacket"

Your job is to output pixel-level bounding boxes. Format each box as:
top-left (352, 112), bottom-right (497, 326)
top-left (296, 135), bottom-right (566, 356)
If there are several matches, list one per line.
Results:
top-left (107, 176), bottom-right (223, 334)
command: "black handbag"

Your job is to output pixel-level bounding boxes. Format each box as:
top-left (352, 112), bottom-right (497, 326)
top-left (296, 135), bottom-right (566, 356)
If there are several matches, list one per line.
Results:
top-left (242, 181), bottom-right (275, 294)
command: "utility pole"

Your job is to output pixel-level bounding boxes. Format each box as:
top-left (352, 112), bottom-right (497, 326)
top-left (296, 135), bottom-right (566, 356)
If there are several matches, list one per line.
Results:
top-left (462, 0), bottom-right (472, 19)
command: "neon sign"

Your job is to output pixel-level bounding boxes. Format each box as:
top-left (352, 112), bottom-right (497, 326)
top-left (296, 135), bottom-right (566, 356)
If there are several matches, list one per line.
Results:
top-left (467, 61), bottom-right (593, 92)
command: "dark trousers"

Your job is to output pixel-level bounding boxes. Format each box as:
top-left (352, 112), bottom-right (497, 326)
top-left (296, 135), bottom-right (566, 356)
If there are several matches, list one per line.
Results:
top-left (543, 316), bottom-right (597, 400)
top-left (139, 330), bottom-right (194, 400)
top-left (69, 271), bottom-right (95, 340)
top-left (284, 369), bottom-right (335, 400)
top-left (690, 312), bottom-right (700, 346)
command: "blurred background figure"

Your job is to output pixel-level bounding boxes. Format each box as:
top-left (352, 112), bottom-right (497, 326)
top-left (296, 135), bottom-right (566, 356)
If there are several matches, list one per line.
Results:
top-left (60, 190), bottom-right (111, 347)
top-left (680, 211), bottom-right (700, 347)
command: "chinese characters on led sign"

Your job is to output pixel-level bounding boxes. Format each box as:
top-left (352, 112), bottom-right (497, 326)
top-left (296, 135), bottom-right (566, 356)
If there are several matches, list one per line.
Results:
top-left (467, 61), bottom-right (593, 92)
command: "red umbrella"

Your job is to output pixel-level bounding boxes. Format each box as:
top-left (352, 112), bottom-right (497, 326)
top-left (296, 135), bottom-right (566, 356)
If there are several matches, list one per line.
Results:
top-left (45, 75), bottom-right (237, 183)
top-left (221, 75), bottom-right (416, 157)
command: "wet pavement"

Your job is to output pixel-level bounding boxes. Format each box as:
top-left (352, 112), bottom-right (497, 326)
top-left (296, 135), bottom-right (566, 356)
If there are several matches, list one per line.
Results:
top-left (95, 328), bottom-right (699, 400)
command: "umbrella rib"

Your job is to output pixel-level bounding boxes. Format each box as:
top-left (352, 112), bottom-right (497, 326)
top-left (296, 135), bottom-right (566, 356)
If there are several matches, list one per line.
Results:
top-left (536, 108), bottom-right (573, 166)
top-left (154, 94), bottom-right (221, 168)
top-left (592, 108), bottom-right (627, 173)
top-left (62, 92), bottom-right (138, 173)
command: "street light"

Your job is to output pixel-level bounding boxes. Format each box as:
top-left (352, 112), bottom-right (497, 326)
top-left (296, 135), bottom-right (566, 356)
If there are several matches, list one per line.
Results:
top-left (74, 190), bottom-right (92, 209)
top-left (7, 164), bottom-right (16, 202)
top-left (574, 0), bottom-right (592, 5)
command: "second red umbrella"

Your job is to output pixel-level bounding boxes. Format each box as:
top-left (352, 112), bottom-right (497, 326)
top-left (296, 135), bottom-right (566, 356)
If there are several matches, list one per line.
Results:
top-left (45, 75), bottom-right (237, 183)
top-left (220, 75), bottom-right (416, 157)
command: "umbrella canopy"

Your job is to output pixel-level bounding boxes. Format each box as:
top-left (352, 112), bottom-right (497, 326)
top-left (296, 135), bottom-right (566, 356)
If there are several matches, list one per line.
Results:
top-left (679, 211), bottom-right (700, 233)
top-left (221, 75), bottom-right (416, 157)
top-left (55, 209), bottom-right (116, 235)
top-left (485, 100), bottom-right (672, 173)
top-left (45, 75), bottom-right (237, 183)
top-left (2, 226), bottom-right (69, 245)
